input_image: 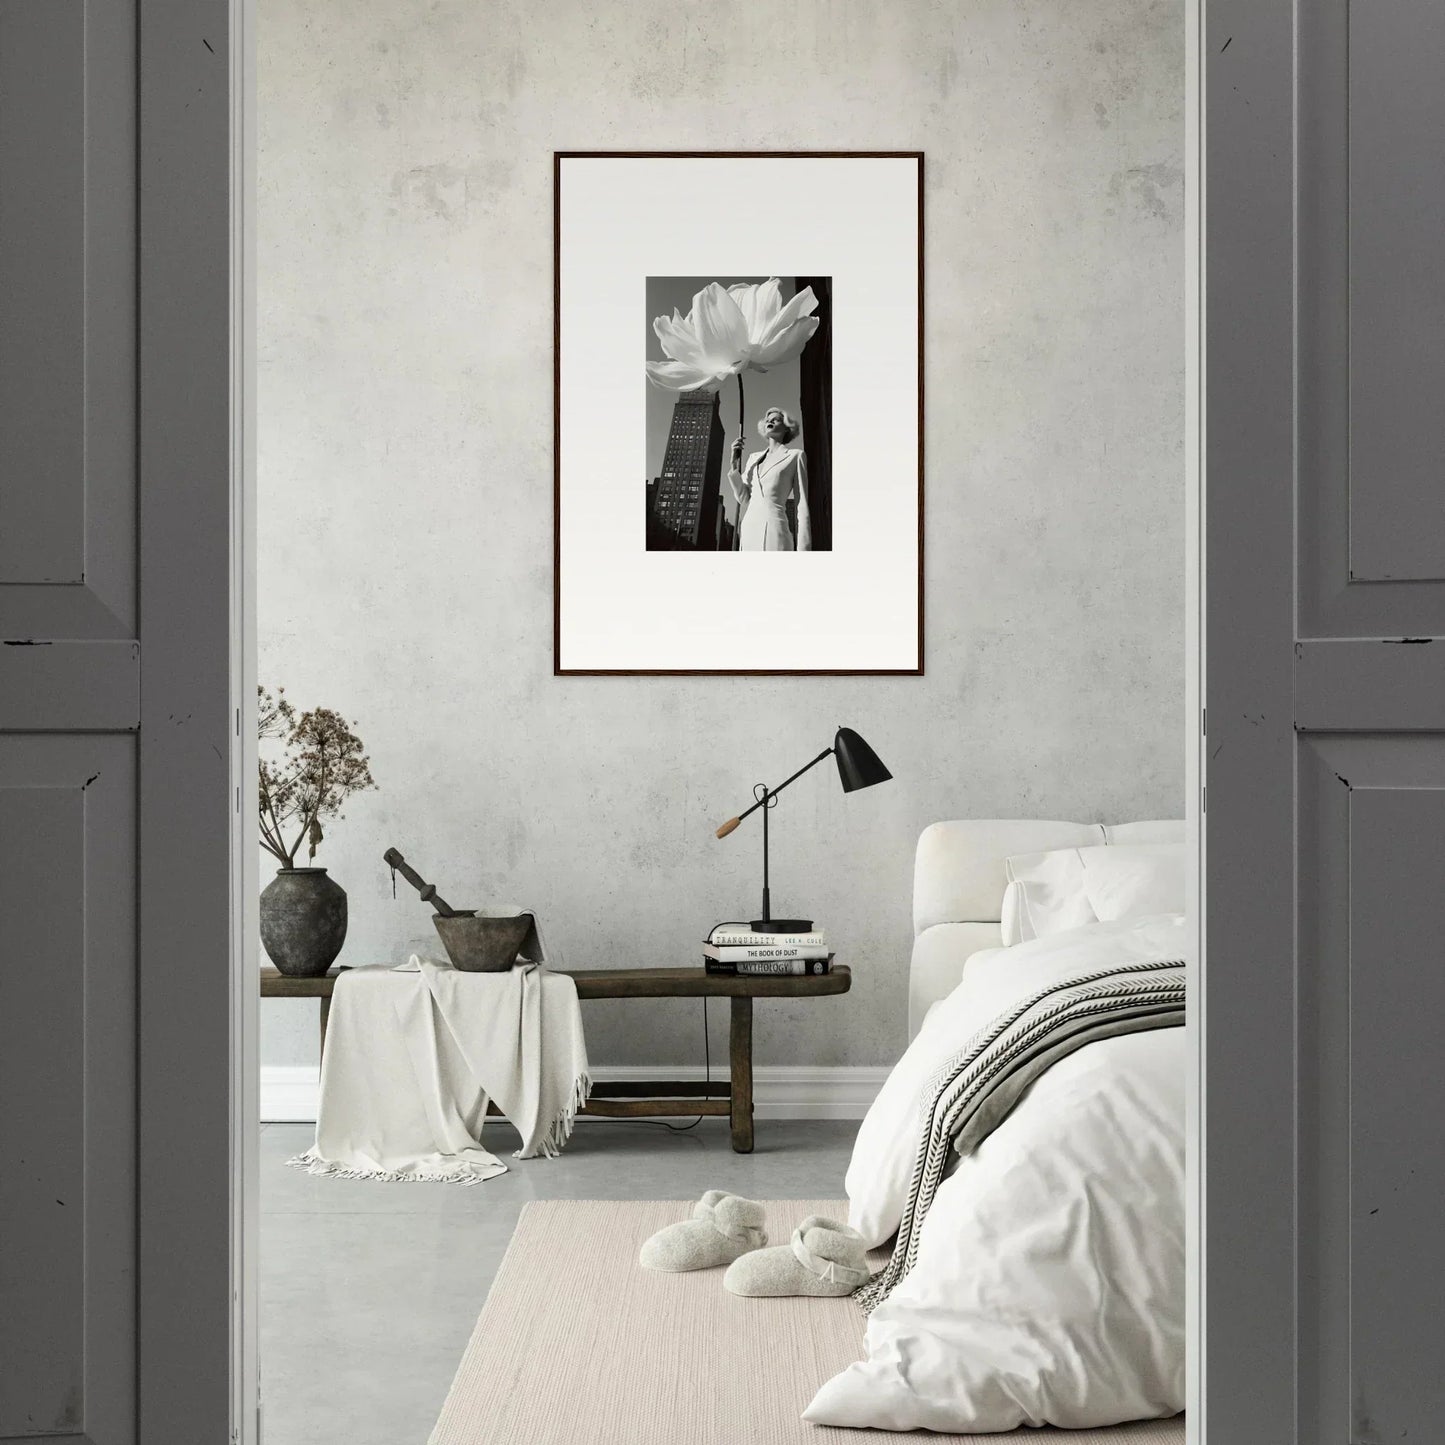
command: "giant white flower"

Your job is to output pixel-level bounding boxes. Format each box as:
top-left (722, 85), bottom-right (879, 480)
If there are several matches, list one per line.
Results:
top-left (645, 279), bottom-right (820, 392)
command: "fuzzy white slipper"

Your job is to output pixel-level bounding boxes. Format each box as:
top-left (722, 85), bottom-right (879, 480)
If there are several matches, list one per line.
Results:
top-left (638, 1190), bottom-right (768, 1273)
top-left (722, 1214), bottom-right (870, 1297)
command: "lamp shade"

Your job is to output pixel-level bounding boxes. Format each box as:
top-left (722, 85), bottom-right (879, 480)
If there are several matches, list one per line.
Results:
top-left (833, 727), bottom-right (892, 792)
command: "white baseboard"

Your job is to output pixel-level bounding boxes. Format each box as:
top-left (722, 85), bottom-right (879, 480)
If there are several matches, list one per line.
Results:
top-left (259, 1063), bottom-right (887, 1124)
top-left (259, 1066), bottom-right (326, 1123)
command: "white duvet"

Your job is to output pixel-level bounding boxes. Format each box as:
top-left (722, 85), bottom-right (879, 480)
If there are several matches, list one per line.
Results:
top-left (806, 915), bottom-right (1185, 1434)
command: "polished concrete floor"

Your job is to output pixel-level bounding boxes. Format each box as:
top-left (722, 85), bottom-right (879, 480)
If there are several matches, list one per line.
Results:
top-left (260, 1117), bottom-right (857, 1445)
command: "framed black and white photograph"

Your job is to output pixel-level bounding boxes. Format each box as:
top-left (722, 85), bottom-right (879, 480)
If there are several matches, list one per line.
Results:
top-left (555, 153), bottom-right (923, 674)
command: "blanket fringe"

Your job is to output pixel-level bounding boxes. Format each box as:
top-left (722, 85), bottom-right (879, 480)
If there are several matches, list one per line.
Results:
top-left (517, 1069), bottom-right (591, 1160)
top-left (286, 1072), bottom-right (592, 1178)
top-left (284, 1150), bottom-right (497, 1186)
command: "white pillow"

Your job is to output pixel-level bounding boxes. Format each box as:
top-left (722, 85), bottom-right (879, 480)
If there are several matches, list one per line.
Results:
top-left (1078, 842), bottom-right (1184, 922)
top-left (999, 881), bottom-right (1026, 947)
top-left (1002, 848), bottom-right (1096, 943)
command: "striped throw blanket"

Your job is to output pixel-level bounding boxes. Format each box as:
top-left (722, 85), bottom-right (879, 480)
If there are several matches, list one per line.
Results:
top-left (854, 959), bottom-right (1185, 1314)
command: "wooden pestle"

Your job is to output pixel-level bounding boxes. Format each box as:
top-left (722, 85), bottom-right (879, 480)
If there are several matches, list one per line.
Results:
top-left (382, 847), bottom-right (468, 918)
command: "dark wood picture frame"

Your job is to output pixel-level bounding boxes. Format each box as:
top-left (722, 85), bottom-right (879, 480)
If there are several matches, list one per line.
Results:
top-left (553, 150), bottom-right (924, 677)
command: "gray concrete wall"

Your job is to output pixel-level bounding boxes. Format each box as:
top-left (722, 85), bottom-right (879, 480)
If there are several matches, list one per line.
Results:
top-left (258, 0), bottom-right (1184, 1071)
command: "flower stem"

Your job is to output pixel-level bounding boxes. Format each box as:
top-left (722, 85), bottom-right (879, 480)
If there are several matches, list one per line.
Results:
top-left (736, 371), bottom-right (745, 447)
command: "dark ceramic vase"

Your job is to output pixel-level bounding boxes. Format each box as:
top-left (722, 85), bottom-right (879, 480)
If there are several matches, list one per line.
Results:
top-left (260, 867), bottom-right (348, 977)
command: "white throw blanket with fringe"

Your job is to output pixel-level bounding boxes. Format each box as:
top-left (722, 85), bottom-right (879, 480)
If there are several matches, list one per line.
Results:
top-left (289, 957), bottom-right (590, 1184)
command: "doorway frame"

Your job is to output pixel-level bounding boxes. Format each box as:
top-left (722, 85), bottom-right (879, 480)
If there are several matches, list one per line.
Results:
top-left (224, 0), bottom-right (259, 1439)
top-left (1183, 0), bottom-right (1204, 1436)
top-left (224, 5), bottom-right (1210, 1442)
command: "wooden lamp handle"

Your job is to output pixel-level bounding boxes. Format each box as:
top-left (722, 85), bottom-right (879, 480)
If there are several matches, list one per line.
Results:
top-left (716, 816), bottom-right (741, 839)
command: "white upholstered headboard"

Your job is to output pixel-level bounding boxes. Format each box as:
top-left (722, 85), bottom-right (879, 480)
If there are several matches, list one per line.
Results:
top-left (908, 818), bottom-right (1184, 1038)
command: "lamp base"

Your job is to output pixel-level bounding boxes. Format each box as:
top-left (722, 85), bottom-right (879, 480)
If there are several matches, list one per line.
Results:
top-left (750, 917), bottom-right (814, 933)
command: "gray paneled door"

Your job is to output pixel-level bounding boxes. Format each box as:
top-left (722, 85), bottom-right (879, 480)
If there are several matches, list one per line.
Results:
top-left (1207, 2), bottom-right (1445, 1442)
top-left (0, 1), bottom-right (241, 1442)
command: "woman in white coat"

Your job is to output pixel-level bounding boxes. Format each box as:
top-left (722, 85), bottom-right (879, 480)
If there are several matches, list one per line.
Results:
top-left (727, 406), bottom-right (811, 551)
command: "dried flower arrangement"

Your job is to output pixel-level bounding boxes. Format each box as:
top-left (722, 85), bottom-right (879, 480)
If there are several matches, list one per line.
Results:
top-left (258, 686), bottom-right (376, 868)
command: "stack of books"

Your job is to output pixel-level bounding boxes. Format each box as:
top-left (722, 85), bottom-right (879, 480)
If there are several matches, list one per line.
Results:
top-left (703, 922), bottom-right (833, 976)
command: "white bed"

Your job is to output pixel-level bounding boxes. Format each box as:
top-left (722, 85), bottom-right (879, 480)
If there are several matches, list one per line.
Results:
top-left (908, 818), bottom-right (1184, 1035)
top-left (806, 818), bottom-right (1187, 1435)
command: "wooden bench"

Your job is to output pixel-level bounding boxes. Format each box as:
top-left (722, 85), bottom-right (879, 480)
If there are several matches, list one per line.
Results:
top-left (260, 963), bottom-right (852, 1153)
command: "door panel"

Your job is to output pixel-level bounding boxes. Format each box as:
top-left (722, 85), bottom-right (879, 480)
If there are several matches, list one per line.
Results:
top-left (2, 0), bottom-right (240, 1437)
top-left (1210, 1), bottom-right (1445, 1439)
top-left (1296, 737), bottom-right (1445, 1443)
top-left (0, 0), bottom-right (136, 638)
top-left (0, 739), bottom-right (136, 1445)
top-left (136, 0), bottom-right (243, 1437)
top-left (1346, 3), bottom-right (1445, 583)
top-left (1294, 640), bottom-right (1445, 731)
top-left (1296, 0), bottom-right (1445, 635)
top-left (1346, 786), bottom-right (1445, 1441)
top-left (1205, 2), bottom-right (1299, 1439)
top-left (1297, 5), bottom-right (1445, 1429)
top-left (0, 784), bottom-right (85, 1438)
top-left (0, 0), bottom-right (85, 585)
top-left (0, 643), bottom-right (140, 732)
top-left (0, 4), bottom-right (152, 1443)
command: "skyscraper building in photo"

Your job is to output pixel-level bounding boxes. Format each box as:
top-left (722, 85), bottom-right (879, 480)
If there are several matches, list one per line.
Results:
top-left (648, 388), bottom-right (725, 550)
top-left (796, 275), bottom-right (832, 551)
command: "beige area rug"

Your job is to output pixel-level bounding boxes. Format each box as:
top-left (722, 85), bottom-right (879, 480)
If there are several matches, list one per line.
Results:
top-left (430, 1199), bottom-right (1186, 1445)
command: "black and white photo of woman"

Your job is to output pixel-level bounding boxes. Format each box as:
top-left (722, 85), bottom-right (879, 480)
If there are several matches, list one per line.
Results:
top-left (728, 407), bottom-right (811, 551)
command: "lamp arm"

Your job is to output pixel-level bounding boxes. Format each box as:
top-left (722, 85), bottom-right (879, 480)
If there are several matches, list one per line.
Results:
top-left (715, 747), bottom-right (834, 838)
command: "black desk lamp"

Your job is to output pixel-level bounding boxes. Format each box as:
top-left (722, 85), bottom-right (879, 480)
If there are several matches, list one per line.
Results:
top-left (714, 726), bottom-right (892, 932)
